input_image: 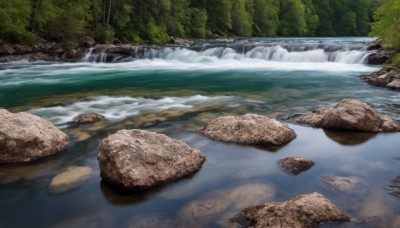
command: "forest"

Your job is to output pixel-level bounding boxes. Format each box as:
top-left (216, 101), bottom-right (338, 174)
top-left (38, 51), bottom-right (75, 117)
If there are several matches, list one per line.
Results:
top-left (0, 0), bottom-right (386, 44)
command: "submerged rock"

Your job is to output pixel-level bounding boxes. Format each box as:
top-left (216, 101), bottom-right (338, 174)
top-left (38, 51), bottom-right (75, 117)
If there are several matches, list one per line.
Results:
top-left (295, 99), bottom-right (399, 132)
top-left (199, 114), bottom-right (296, 145)
top-left (323, 176), bottom-right (367, 194)
top-left (178, 182), bottom-right (275, 227)
top-left (231, 192), bottom-right (350, 228)
top-left (388, 176), bottom-right (400, 197)
top-left (280, 156), bottom-right (315, 175)
top-left (52, 212), bottom-right (116, 228)
top-left (49, 166), bottom-right (92, 193)
top-left (71, 112), bottom-right (105, 124)
top-left (0, 109), bottom-right (68, 163)
top-left (98, 129), bottom-right (205, 190)
top-left (124, 214), bottom-right (177, 228)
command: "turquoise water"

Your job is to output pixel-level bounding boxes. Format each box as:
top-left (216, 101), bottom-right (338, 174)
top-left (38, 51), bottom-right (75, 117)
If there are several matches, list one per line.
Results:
top-left (1, 37), bottom-right (400, 227)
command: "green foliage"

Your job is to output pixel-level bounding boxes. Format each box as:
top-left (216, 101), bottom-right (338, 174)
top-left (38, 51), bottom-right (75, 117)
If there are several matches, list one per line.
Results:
top-left (0, 0), bottom-right (387, 44)
top-left (94, 25), bottom-right (115, 44)
top-left (144, 18), bottom-right (170, 44)
top-left (0, 0), bottom-right (32, 43)
top-left (252, 0), bottom-right (280, 36)
top-left (231, 0), bottom-right (252, 36)
top-left (189, 8), bottom-right (208, 38)
top-left (279, 0), bottom-right (307, 36)
top-left (371, 0), bottom-right (400, 49)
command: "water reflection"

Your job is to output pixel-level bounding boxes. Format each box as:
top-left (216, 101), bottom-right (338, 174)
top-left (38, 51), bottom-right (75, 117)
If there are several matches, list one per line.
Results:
top-left (100, 181), bottom-right (166, 206)
top-left (323, 130), bottom-right (376, 146)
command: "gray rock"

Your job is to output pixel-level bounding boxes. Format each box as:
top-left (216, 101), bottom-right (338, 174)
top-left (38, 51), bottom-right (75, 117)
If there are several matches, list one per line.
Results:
top-left (98, 129), bottom-right (205, 190)
top-left (0, 109), bottom-right (68, 163)
top-left (295, 99), bottom-right (399, 132)
top-left (280, 156), bottom-right (315, 175)
top-left (72, 112), bottom-right (105, 123)
top-left (367, 49), bottom-right (396, 65)
top-left (199, 114), bottom-right (296, 145)
top-left (386, 80), bottom-right (400, 90)
top-left (78, 36), bottom-right (96, 47)
top-left (49, 166), bottom-right (92, 193)
top-left (232, 192), bottom-right (350, 228)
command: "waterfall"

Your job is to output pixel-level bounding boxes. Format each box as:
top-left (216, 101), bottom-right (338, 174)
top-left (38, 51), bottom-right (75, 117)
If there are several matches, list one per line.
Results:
top-left (83, 41), bottom-right (374, 64)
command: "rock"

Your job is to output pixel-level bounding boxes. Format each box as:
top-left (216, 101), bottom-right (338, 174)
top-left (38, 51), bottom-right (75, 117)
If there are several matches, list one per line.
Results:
top-left (72, 112), bottom-right (105, 123)
top-left (361, 66), bottom-right (400, 90)
top-left (367, 49), bottom-right (396, 65)
top-left (78, 36), bottom-right (96, 47)
top-left (124, 214), bottom-right (177, 228)
top-left (386, 80), bottom-right (400, 90)
top-left (178, 183), bottom-right (275, 227)
top-left (295, 99), bottom-right (399, 132)
top-left (231, 192), bottom-right (350, 228)
top-left (280, 156), bottom-right (315, 175)
top-left (0, 43), bottom-right (15, 55)
top-left (52, 212), bottom-right (116, 228)
top-left (367, 43), bottom-right (382, 51)
top-left (98, 129), bottom-right (205, 190)
top-left (0, 109), bottom-right (69, 163)
top-left (388, 176), bottom-right (400, 197)
top-left (170, 37), bottom-right (194, 46)
top-left (323, 176), bottom-right (367, 194)
top-left (199, 114), bottom-right (296, 145)
top-left (49, 166), bottom-right (92, 193)
top-left (13, 44), bottom-right (32, 54)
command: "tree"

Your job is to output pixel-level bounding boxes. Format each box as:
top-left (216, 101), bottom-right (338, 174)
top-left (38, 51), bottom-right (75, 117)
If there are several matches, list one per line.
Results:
top-left (252, 0), bottom-right (280, 36)
top-left (0, 0), bottom-right (33, 43)
top-left (370, 0), bottom-right (400, 49)
top-left (231, 0), bottom-right (252, 36)
top-left (302, 0), bottom-right (319, 36)
top-left (205, 0), bottom-right (233, 35)
top-left (279, 0), bottom-right (307, 36)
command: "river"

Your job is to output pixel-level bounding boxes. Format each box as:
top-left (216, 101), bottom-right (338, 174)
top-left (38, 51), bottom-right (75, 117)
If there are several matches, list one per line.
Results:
top-left (0, 37), bottom-right (399, 227)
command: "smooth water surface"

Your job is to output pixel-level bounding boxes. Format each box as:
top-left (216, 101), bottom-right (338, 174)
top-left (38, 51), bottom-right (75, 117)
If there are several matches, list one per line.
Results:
top-left (1, 37), bottom-right (400, 227)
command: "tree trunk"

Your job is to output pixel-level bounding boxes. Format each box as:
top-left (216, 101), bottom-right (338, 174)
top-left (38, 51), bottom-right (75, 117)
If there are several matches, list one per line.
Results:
top-left (106, 0), bottom-right (112, 25)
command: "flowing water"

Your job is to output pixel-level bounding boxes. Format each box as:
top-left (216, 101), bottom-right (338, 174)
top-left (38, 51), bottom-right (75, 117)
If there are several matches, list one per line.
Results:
top-left (1, 37), bottom-right (400, 227)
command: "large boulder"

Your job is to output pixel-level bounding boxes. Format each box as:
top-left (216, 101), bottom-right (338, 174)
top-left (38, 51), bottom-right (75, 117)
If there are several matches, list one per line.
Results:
top-left (199, 114), bottom-right (296, 145)
top-left (98, 129), bottom-right (205, 190)
top-left (295, 99), bottom-right (399, 132)
top-left (367, 49), bottom-right (396, 65)
top-left (231, 192), bottom-right (350, 228)
top-left (0, 109), bottom-right (68, 163)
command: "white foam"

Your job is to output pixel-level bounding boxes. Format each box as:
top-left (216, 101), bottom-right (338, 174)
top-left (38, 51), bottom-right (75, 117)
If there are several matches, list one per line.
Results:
top-left (27, 95), bottom-right (238, 125)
